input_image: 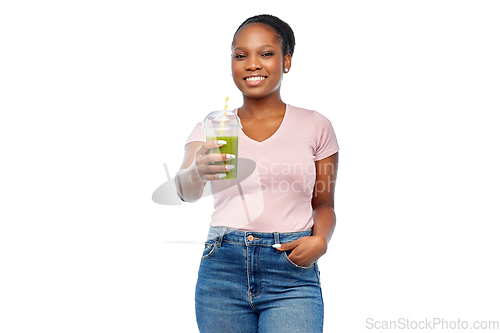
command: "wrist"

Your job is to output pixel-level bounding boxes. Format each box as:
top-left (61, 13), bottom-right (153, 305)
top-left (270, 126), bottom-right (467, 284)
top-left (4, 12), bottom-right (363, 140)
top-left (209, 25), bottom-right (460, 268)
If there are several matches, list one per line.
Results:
top-left (313, 235), bottom-right (328, 253)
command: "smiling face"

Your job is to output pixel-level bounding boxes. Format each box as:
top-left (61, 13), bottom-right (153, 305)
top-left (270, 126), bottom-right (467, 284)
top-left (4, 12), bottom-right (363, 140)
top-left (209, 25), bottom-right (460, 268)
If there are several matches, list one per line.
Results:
top-left (231, 23), bottom-right (291, 100)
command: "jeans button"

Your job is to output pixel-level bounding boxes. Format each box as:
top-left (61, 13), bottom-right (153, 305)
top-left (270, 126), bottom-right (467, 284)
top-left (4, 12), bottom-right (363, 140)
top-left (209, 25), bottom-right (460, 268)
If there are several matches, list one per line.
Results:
top-left (247, 235), bottom-right (254, 241)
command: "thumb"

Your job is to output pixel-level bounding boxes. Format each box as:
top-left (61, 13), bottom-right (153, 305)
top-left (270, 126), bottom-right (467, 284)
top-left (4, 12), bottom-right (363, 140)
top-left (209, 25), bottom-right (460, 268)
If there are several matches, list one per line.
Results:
top-left (273, 239), bottom-right (297, 251)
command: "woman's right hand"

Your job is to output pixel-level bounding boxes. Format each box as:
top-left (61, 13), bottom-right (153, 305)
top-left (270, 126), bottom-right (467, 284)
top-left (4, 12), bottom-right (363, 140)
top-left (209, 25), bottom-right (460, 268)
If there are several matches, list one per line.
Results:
top-left (190, 140), bottom-right (235, 182)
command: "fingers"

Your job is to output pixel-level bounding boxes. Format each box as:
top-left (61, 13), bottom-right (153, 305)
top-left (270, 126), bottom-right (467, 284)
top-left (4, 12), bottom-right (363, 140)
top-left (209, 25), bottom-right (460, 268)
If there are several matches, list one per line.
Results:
top-left (193, 140), bottom-right (236, 181)
top-left (200, 164), bottom-right (233, 176)
top-left (200, 163), bottom-right (236, 180)
top-left (205, 153), bottom-right (236, 165)
top-left (202, 139), bottom-right (226, 154)
top-left (273, 240), bottom-right (296, 251)
top-left (197, 140), bottom-right (235, 163)
top-left (203, 173), bottom-right (228, 181)
top-left (193, 168), bottom-right (226, 182)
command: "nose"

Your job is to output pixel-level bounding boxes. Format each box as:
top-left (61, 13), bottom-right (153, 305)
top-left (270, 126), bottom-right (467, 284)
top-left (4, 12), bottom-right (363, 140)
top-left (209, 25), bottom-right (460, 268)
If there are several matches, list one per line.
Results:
top-left (245, 54), bottom-right (262, 71)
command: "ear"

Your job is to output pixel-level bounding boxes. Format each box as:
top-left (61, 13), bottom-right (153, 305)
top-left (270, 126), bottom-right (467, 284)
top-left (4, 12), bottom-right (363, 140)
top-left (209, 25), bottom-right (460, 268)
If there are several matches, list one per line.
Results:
top-left (284, 53), bottom-right (292, 72)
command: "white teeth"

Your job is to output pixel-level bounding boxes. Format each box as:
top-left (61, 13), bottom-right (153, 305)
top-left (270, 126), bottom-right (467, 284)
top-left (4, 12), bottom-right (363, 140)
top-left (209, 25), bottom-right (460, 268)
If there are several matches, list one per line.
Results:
top-left (246, 76), bottom-right (266, 81)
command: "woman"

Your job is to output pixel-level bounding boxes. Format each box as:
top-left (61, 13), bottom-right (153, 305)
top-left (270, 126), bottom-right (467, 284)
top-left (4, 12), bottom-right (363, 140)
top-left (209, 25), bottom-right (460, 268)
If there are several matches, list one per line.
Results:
top-left (175, 14), bottom-right (339, 332)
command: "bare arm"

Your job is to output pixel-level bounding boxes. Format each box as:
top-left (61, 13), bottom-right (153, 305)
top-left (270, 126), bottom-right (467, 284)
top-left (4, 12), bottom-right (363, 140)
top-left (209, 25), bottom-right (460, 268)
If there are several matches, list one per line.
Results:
top-left (274, 152), bottom-right (339, 267)
top-left (311, 152), bottom-right (339, 249)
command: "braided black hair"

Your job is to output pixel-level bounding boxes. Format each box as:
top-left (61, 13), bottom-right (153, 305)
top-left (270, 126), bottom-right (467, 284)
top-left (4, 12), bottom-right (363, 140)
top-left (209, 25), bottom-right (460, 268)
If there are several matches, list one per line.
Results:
top-left (232, 14), bottom-right (295, 57)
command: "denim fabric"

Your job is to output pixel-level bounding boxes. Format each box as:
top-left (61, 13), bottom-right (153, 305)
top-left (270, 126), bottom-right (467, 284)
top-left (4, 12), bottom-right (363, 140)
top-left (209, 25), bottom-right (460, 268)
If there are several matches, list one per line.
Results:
top-left (195, 226), bottom-right (324, 332)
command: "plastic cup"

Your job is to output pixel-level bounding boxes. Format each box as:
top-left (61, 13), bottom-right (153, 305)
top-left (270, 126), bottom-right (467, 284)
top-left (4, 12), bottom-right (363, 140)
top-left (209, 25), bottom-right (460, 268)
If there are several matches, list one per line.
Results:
top-left (202, 110), bottom-right (242, 180)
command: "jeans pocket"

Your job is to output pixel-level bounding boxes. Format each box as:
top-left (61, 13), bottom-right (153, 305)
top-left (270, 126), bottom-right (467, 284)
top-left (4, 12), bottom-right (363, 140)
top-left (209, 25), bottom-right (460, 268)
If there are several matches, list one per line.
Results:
top-left (282, 250), bottom-right (315, 270)
top-left (201, 239), bottom-right (217, 260)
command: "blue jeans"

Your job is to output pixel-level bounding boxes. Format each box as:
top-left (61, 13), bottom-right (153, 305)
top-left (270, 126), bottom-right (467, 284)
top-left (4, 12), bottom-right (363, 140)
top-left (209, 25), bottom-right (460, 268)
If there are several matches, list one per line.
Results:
top-left (195, 226), bottom-right (324, 332)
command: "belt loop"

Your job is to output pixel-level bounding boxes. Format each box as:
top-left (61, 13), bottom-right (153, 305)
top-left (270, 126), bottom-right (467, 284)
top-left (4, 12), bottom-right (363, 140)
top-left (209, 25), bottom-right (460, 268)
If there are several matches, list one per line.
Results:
top-left (273, 232), bottom-right (280, 245)
top-left (217, 227), bottom-right (227, 247)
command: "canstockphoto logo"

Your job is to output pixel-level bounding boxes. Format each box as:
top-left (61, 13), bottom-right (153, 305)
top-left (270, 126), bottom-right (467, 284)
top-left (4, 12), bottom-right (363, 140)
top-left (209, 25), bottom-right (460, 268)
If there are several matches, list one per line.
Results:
top-left (153, 157), bottom-right (335, 243)
top-left (152, 157), bottom-right (335, 206)
top-left (152, 158), bottom-right (257, 205)
top-left (153, 158), bottom-right (262, 243)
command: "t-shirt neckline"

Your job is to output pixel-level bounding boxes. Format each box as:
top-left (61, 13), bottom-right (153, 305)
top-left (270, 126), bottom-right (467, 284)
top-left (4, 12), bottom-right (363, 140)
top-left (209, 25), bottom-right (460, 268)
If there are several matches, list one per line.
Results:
top-left (235, 104), bottom-right (289, 144)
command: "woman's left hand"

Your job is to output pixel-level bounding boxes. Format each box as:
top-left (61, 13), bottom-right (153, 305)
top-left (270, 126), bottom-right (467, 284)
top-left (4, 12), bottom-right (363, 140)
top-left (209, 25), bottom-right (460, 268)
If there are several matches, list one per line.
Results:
top-left (275, 235), bottom-right (327, 267)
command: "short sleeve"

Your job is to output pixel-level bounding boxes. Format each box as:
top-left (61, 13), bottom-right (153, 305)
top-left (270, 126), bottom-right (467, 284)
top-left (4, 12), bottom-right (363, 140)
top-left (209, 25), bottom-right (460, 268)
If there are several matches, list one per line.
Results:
top-left (185, 122), bottom-right (206, 147)
top-left (313, 110), bottom-right (339, 161)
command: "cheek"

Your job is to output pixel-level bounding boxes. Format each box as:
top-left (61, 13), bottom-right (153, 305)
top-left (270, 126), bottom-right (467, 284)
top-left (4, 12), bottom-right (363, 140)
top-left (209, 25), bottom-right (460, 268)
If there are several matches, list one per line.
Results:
top-left (231, 61), bottom-right (242, 73)
top-left (267, 59), bottom-right (282, 73)
top-left (268, 63), bottom-right (282, 81)
top-left (231, 63), bottom-right (243, 86)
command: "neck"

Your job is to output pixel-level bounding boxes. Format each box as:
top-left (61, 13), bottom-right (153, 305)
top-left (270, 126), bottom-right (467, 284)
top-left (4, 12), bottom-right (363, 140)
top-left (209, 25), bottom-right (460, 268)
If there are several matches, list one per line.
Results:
top-left (239, 91), bottom-right (286, 119)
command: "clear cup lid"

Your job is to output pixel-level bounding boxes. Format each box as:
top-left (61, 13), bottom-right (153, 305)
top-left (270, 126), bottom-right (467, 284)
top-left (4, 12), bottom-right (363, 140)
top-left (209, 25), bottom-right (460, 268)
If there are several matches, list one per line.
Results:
top-left (201, 110), bottom-right (242, 129)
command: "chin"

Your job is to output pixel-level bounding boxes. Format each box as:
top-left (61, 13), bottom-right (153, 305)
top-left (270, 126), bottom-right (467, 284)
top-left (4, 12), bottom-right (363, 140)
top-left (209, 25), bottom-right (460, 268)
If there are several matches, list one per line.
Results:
top-left (242, 91), bottom-right (271, 100)
top-left (240, 86), bottom-right (278, 99)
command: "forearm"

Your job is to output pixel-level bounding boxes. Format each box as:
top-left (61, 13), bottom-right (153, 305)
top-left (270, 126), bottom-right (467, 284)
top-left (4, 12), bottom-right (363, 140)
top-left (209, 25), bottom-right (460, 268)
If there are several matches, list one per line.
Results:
top-left (312, 204), bottom-right (336, 248)
top-left (175, 163), bottom-right (206, 203)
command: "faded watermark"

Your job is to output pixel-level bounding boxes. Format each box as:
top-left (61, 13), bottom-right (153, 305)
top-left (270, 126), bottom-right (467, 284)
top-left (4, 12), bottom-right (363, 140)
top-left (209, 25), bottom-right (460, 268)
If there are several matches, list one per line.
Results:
top-left (152, 158), bottom-right (337, 205)
top-left (366, 317), bottom-right (499, 330)
top-left (154, 157), bottom-right (337, 243)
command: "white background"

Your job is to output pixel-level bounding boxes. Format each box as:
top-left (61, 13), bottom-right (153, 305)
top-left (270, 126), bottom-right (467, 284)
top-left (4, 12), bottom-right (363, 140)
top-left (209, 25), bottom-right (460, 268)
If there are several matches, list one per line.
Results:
top-left (1, 0), bottom-right (499, 332)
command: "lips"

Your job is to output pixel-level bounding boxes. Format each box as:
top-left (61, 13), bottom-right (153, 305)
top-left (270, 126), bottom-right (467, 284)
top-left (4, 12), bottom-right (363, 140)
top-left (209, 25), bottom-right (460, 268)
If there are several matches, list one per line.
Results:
top-left (244, 76), bottom-right (267, 81)
top-left (244, 75), bottom-right (267, 85)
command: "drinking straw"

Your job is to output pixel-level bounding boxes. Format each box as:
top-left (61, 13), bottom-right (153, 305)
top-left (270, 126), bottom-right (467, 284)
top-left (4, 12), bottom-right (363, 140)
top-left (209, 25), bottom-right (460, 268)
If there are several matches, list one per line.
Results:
top-left (221, 96), bottom-right (229, 135)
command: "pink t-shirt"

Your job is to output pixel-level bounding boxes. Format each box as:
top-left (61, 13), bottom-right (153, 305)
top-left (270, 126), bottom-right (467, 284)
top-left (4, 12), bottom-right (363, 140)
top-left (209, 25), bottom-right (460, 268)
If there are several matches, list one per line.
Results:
top-left (185, 104), bottom-right (339, 232)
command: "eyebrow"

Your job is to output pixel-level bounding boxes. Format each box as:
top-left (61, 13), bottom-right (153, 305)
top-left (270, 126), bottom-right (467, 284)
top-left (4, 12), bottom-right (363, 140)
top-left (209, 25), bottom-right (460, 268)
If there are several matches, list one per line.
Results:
top-left (233, 44), bottom-right (276, 51)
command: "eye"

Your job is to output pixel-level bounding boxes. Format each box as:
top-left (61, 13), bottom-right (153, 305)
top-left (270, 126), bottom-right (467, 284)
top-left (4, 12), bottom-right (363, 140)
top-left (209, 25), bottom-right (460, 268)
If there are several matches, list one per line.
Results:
top-left (262, 52), bottom-right (274, 57)
top-left (234, 54), bottom-right (246, 59)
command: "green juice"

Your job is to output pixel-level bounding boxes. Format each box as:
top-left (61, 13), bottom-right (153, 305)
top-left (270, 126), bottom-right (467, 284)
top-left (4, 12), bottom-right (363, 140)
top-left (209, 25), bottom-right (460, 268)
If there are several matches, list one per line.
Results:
top-left (206, 135), bottom-right (238, 180)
